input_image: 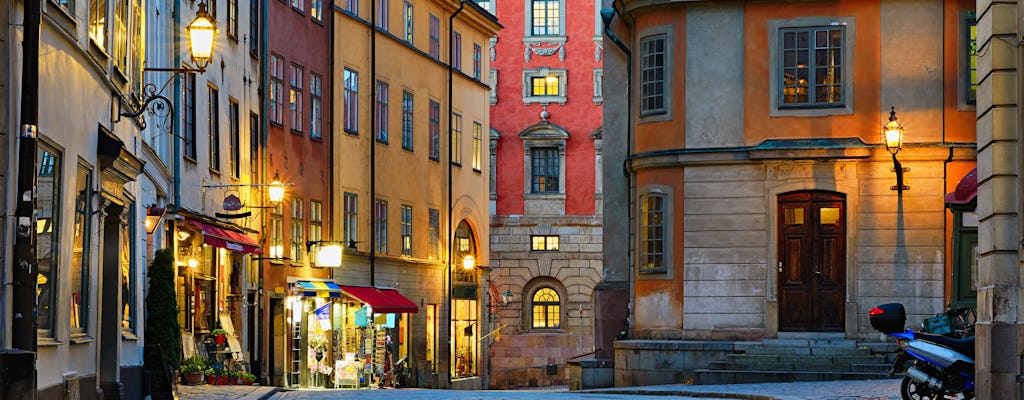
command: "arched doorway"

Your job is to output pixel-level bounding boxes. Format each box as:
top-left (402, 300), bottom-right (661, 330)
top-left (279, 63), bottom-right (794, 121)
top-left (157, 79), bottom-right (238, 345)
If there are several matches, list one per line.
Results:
top-left (451, 220), bottom-right (479, 378)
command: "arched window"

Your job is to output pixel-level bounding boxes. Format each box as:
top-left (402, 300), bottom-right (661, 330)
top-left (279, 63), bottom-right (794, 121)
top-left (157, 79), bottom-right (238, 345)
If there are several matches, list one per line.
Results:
top-left (531, 288), bottom-right (560, 329)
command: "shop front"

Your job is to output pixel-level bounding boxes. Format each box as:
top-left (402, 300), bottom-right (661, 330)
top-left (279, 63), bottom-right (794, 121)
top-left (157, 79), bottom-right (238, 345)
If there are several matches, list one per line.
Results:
top-left (176, 213), bottom-right (261, 371)
top-left (282, 280), bottom-right (418, 389)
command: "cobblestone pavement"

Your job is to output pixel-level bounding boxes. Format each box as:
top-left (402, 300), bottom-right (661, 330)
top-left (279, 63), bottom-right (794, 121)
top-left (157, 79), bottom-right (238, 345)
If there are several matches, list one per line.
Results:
top-left (176, 379), bottom-right (905, 400)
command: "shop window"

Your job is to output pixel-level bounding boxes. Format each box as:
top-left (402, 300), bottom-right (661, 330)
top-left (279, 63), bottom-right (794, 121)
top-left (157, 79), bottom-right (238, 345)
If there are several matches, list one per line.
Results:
top-left (36, 144), bottom-right (62, 339)
top-left (451, 298), bottom-right (478, 378)
top-left (71, 164), bottom-right (93, 337)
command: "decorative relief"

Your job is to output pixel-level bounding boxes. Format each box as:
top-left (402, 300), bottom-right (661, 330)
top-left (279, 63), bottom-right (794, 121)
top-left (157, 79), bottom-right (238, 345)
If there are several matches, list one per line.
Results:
top-left (594, 38), bottom-right (603, 62)
top-left (525, 42), bottom-right (565, 62)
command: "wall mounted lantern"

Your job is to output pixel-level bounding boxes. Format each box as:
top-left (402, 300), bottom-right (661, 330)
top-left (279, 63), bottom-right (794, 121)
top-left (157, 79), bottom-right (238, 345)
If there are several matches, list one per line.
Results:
top-left (306, 241), bottom-right (343, 268)
top-left (145, 205), bottom-right (166, 234)
top-left (883, 106), bottom-right (909, 192)
top-left (463, 255), bottom-right (476, 270)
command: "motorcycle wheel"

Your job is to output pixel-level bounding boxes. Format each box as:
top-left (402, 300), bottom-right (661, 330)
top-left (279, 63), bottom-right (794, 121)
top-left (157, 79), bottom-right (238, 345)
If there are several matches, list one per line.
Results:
top-left (900, 376), bottom-right (941, 400)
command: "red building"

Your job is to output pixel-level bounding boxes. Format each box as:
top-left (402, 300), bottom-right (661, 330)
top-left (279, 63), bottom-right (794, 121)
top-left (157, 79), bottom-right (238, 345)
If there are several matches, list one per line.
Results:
top-left (261, 0), bottom-right (334, 388)
top-left (486, 0), bottom-right (605, 389)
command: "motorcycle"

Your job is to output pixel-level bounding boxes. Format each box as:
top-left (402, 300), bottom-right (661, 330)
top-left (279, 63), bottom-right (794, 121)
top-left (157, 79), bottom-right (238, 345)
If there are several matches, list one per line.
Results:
top-left (869, 303), bottom-right (975, 400)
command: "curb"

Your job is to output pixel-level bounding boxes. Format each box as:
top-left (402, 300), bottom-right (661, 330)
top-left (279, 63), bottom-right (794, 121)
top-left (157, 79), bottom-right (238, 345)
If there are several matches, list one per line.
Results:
top-left (249, 387), bottom-right (283, 400)
top-left (584, 389), bottom-right (776, 400)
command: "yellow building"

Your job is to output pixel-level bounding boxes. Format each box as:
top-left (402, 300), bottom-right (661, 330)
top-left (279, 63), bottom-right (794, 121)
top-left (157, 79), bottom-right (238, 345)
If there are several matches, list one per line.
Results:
top-left (331, 0), bottom-right (500, 389)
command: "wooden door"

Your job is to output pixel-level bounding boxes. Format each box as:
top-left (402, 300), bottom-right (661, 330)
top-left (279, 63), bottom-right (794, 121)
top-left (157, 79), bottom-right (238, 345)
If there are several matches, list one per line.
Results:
top-left (778, 191), bottom-right (846, 332)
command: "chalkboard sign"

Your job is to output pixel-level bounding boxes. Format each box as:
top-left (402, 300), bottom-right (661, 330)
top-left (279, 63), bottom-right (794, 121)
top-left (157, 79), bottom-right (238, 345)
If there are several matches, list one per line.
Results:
top-left (144, 344), bottom-right (175, 400)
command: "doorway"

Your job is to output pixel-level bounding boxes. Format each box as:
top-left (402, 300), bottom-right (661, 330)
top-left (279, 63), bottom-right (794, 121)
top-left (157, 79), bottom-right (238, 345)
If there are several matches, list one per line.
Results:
top-left (777, 191), bottom-right (846, 332)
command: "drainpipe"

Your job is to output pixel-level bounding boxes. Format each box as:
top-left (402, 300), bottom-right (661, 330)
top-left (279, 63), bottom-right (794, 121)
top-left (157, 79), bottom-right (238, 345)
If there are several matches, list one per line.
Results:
top-left (447, 1), bottom-right (465, 387)
top-left (601, 4), bottom-right (634, 337)
top-left (370, 0), bottom-right (377, 288)
top-left (13, 0), bottom-right (41, 392)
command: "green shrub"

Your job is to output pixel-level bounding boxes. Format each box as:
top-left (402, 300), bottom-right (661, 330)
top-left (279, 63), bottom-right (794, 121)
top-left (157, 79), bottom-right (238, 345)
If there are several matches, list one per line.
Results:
top-left (144, 249), bottom-right (182, 369)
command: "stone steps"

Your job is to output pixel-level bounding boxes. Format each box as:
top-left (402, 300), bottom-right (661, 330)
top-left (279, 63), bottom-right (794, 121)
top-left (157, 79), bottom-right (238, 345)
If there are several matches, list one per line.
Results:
top-left (697, 335), bottom-right (894, 385)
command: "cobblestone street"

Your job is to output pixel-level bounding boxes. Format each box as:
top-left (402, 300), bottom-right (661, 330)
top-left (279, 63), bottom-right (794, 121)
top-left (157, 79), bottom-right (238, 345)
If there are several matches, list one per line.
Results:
top-left (176, 379), bottom-right (904, 400)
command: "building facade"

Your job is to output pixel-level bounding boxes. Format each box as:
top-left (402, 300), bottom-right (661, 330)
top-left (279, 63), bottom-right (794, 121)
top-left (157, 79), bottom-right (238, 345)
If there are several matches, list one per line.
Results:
top-left (331, 0), bottom-right (500, 389)
top-left (260, 0), bottom-right (335, 388)
top-left (602, 0), bottom-right (977, 386)
top-left (485, 0), bottom-right (606, 389)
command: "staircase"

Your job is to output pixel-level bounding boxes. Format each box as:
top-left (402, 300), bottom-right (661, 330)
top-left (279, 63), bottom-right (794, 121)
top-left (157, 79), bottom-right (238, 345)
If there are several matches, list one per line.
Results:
top-left (692, 333), bottom-right (895, 384)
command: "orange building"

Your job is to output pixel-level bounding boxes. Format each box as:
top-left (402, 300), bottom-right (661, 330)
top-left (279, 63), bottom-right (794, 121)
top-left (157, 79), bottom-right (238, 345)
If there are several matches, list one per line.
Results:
top-left (602, 0), bottom-right (976, 386)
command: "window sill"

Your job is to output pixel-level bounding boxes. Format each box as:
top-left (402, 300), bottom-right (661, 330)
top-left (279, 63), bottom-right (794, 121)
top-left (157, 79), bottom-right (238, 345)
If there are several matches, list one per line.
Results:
top-left (291, 129), bottom-right (304, 136)
top-left (122, 331), bottom-right (140, 341)
top-left (70, 335), bottom-right (95, 345)
top-left (523, 96), bottom-right (566, 105)
top-left (38, 338), bottom-right (62, 347)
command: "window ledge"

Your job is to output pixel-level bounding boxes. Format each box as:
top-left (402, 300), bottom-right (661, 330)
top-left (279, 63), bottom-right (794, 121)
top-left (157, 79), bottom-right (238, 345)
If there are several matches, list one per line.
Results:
top-left (524, 193), bottom-right (565, 200)
top-left (122, 331), bottom-right (140, 341)
top-left (71, 335), bottom-right (95, 345)
top-left (38, 338), bottom-right (63, 347)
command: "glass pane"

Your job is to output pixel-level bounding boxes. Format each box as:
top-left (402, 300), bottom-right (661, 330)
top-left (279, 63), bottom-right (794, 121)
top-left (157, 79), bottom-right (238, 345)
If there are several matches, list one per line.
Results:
top-left (784, 208), bottom-right (804, 225)
top-left (820, 207), bottom-right (840, 225)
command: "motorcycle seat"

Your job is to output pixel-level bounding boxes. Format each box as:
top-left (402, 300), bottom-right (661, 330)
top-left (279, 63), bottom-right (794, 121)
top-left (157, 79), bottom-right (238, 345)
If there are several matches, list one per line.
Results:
top-left (914, 332), bottom-right (975, 359)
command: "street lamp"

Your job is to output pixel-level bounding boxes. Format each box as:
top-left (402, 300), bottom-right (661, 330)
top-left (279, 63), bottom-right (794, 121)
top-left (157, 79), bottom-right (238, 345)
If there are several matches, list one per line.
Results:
top-left (268, 171), bottom-right (286, 203)
top-left (145, 205), bottom-right (167, 234)
top-left (306, 241), bottom-right (344, 268)
top-left (882, 107), bottom-right (909, 192)
top-left (463, 255), bottom-right (476, 270)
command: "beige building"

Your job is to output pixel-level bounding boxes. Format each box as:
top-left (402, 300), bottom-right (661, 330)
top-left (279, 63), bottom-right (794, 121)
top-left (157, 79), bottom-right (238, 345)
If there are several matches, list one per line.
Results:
top-left (331, 0), bottom-right (500, 389)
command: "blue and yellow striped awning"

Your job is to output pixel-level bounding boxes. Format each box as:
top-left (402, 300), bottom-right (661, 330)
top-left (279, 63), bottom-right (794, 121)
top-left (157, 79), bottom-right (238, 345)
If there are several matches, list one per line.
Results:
top-left (294, 280), bottom-right (342, 298)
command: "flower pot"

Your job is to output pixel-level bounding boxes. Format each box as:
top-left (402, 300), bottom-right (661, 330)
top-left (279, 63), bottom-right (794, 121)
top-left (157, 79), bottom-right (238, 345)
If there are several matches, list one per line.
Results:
top-left (183, 372), bottom-right (204, 386)
top-left (214, 334), bottom-right (226, 345)
top-left (218, 376), bottom-right (230, 385)
top-left (206, 375), bottom-right (216, 385)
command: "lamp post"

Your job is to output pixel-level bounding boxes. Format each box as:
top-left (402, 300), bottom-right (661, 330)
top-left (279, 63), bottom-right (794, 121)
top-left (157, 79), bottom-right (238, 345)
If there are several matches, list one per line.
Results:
top-left (883, 107), bottom-right (909, 192)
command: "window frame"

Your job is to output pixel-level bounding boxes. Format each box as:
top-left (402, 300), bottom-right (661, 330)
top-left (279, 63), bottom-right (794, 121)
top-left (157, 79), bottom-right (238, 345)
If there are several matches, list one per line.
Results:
top-left (344, 68), bottom-right (359, 134)
top-left (402, 91), bottom-right (414, 151)
top-left (290, 63), bottom-right (304, 134)
top-left (473, 43), bottom-right (482, 80)
top-left (767, 17), bottom-right (855, 117)
top-left (344, 192), bottom-right (358, 244)
top-left (777, 26), bottom-right (845, 109)
top-left (522, 68), bottom-right (567, 105)
top-left (639, 33), bottom-right (667, 117)
top-left (401, 205), bottom-right (413, 256)
top-left (451, 113), bottom-right (462, 166)
top-left (452, 31), bottom-right (462, 71)
top-left (404, 1), bottom-right (414, 44)
top-left (429, 100), bottom-right (440, 160)
top-left (36, 142), bottom-right (62, 339)
top-left (310, 73), bottom-right (323, 140)
top-left (530, 287), bottom-right (561, 329)
top-left (229, 99), bottom-right (240, 178)
top-left (184, 73), bottom-right (198, 160)
top-left (530, 147), bottom-right (559, 193)
top-left (429, 14), bottom-right (441, 59)
top-left (270, 54), bottom-right (285, 125)
top-left (375, 199), bottom-right (389, 254)
top-left (530, 235), bottom-right (559, 251)
top-left (376, 80), bottom-right (389, 143)
top-left (637, 187), bottom-right (672, 276)
top-left (70, 163), bottom-right (93, 337)
top-left (208, 84), bottom-right (221, 172)
top-left (309, 200), bottom-right (323, 266)
top-left (377, 0), bottom-right (389, 30)
top-left (228, 0), bottom-right (239, 39)
top-left (528, 0), bottom-right (563, 37)
top-left (290, 197), bottom-right (305, 263)
top-left (311, 0), bottom-right (323, 22)
top-left (960, 10), bottom-right (977, 108)
top-left (472, 122), bottom-right (482, 171)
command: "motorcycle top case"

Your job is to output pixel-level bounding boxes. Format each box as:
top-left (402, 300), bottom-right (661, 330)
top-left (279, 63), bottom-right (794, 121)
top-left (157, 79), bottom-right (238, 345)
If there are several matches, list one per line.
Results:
top-left (869, 303), bottom-right (906, 334)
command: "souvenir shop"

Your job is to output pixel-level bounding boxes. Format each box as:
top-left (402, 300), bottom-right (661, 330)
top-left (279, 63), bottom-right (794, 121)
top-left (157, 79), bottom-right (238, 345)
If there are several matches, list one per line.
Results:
top-left (284, 280), bottom-right (418, 389)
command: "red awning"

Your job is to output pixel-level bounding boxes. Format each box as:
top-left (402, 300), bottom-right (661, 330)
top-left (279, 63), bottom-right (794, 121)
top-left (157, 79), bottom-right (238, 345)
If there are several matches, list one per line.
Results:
top-left (339, 285), bottom-right (418, 314)
top-left (183, 218), bottom-right (261, 254)
top-left (945, 167), bottom-right (977, 206)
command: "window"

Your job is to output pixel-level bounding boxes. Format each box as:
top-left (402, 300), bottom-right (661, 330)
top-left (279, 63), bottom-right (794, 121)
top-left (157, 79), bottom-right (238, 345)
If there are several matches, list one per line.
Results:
top-left (530, 0), bottom-right (561, 36)
top-left (531, 147), bottom-right (559, 193)
top-left (531, 288), bottom-right (560, 328)
top-left (452, 299), bottom-right (478, 377)
top-left (472, 122), bottom-right (482, 170)
top-left (402, 91), bottom-right (414, 151)
top-left (309, 200), bottom-right (323, 265)
top-left (228, 0), bottom-right (238, 38)
top-left (89, 0), bottom-right (107, 49)
top-left (71, 164), bottom-right (92, 336)
top-left (184, 74), bottom-right (197, 159)
top-left (310, 73), bottom-right (323, 139)
top-left (428, 208), bottom-right (440, 260)
top-left (250, 0), bottom-right (260, 54)
top-left (129, 0), bottom-right (144, 95)
top-left (452, 31), bottom-right (462, 71)
top-left (121, 202), bottom-right (137, 333)
top-left (452, 113), bottom-right (462, 165)
top-left (208, 85), bottom-right (221, 171)
top-left (375, 81), bottom-right (389, 143)
top-left (291, 198), bottom-right (305, 263)
top-left (963, 11), bottom-right (977, 105)
top-left (639, 193), bottom-right (665, 273)
top-left (640, 34), bottom-right (666, 115)
top-left (250, 112), bottom-right (260, 175)
top-left (57, 0), bottom-right (74, 14)
top-left (375, 199), bottom-right (388, 254)
top-left (429, 100), bottom-right (440, 160)
top-left (290, 63), bottom-right (304, 133)
top-left (270, 54), bottom-right (284, 125)
top-left (473, 43), bottom-right (482, 80)
top-left (270, 204), bottom-right (284, 259)
top-left (346, 0), bottom-right (357, 14)
top-left (311, 0), bottom-right (322, 22)
top-left (344, 68), bottom-right (359, 134)
top-left (344, 192), bottom-right (358, 244)
top-left (779, 26), bottom-right (844, 107)
top-left (113, 0), bottom-right (128, 71)
top-left (377, 0), bottom-right (389, 30)
top-left (37, 144), bottom-right (61, 338)
top-left (531, 235), bottom-right (558, 251)
top-left (404, 2), bottom-right (414, 43)
top-left (593, 68), bottom-right (603, 104)
top-left (522, 69), bottom-right (567, 104)
top-left (475, 0), bottom-right (491, 13)
top-left (429, 14), bottom-right (441, 59)
top-left (401, 205), bottom-right (413, 256)
top-left (229, 100), bottom-right (240, 178)
top-left (291, 0), bottom-right (303, 12)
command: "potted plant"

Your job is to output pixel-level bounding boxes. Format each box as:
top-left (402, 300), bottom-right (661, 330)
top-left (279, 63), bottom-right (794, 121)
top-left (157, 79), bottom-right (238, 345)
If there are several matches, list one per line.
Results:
top-left (205, 367), bottom-right (217, 385)
top-left (238, 372), bottom-right (256, 385)
top-left (210, 328), bottom-right (228, 345)
top-left (179, 356), bottom-right (206, 385)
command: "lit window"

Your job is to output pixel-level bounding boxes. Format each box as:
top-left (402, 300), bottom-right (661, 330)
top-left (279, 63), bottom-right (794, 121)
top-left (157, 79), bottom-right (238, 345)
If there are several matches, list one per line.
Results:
top-left (531, 0), bottom-right (561, 36)
top-left (270, 54), bottom-right (285, 125)
top-left (401, 205), bottom-right (413, 256)
top-left (404, 2), bottom-right (414, 43)
top-left (779, 26), bottom-right (844, 107)
top-left (290, 64), bottom-right (304, 133)
top-left (531, 288), bottom-right (560, 329)
top-left (639, 193), bottom-right (665, 273)
top-left (531, 235), bottom-right (559, 251)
